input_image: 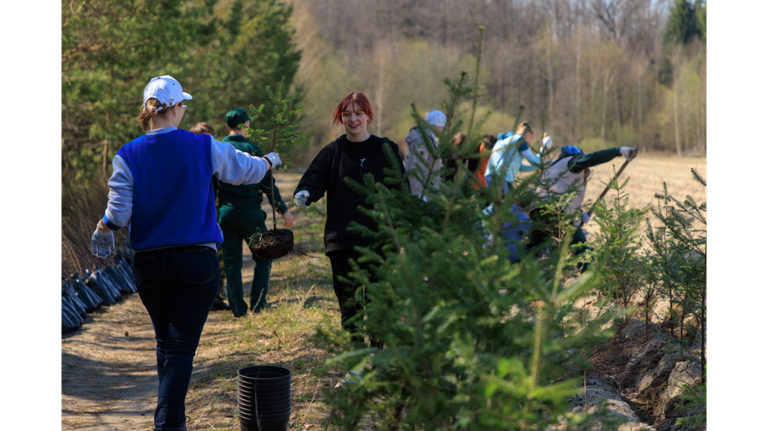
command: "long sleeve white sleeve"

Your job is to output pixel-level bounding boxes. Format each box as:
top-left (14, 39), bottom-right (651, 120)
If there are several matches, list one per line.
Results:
top-left (210, 138), bottom-right (269, 185)
top-left (520, 148), bottom-right (541, 166)
top-left (104, 155), bottom-right (133, 229)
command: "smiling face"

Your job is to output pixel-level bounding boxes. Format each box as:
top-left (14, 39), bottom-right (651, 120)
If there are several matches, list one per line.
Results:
top-left (341, 102), bottom-right (370, 141)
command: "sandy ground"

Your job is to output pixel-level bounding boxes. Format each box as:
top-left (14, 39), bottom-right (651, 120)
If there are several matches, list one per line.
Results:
top-left (61, 158), bottom-right (706, 430)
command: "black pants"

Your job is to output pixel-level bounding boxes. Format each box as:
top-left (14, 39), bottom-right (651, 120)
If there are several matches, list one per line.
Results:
top-left (327, 249), bottom-right (380, 344)
top-left (133, 246), bottom-right (219, 430)
top-left (527, 209), bottom-right (590, 270)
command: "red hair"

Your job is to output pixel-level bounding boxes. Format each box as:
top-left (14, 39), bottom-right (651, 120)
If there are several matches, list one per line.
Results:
top-left (332, 92), bottom-right (374, 125)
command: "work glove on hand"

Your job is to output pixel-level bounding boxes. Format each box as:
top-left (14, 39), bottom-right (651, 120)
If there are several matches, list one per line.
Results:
top-left (620, 147), bottom-right (637, 161)
top-left (293, 190), bottom-right (309, 210)
top-left (580, 210), bottom-right (591, 226)
top-left (264, 152), bottom-right (282, 170)
top-left (542, 135), bottom-right (553, 151)
top-left (91, 223), bottom-right (115, 258)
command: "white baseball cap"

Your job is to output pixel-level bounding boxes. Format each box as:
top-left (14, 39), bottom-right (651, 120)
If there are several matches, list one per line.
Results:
top-left (425, 110), bottom-right (447, 128)
top-left (142, 75), bottom-right (193, 111)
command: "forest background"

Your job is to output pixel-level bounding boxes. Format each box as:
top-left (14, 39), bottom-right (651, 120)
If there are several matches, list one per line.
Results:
top-left (62, 0), bottom-right (707, 181)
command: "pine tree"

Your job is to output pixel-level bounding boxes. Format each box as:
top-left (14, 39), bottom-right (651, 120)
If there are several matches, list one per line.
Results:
top-left (663, 0), bottom-right (703, 47)
top-left (62, 0), bottom-right (301, 180)
top-left (659, 0), bottom-right (704, 86)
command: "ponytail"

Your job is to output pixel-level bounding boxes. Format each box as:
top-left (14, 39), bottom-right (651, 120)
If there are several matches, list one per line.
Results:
top-left (515, 121), bottom-right (533, 137)
top-left (136, 98), bottom-right (171, 131)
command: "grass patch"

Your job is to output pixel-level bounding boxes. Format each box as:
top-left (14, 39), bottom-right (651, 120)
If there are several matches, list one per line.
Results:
top-left (183, 202), bottom-right (345, 430)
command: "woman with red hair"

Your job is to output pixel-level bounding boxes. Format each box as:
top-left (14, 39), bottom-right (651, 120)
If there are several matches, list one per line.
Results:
top-left (293, 92), bottom-right (407, 343)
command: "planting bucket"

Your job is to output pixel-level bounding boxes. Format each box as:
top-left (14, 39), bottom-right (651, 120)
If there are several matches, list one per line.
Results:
top-left (237, 365), bottom-right (292, 431)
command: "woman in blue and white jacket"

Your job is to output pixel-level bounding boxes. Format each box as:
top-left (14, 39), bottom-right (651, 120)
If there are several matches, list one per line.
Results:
top-left (90, 75), bottom-right (282, 431)
top-left (484, 121), bottom-right (551, 193)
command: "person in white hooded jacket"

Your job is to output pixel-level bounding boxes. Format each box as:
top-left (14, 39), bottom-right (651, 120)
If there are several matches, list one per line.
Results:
top-left (402, 109), bottom-right (446, 200)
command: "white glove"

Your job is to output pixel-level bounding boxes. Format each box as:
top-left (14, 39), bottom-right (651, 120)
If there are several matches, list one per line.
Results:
top-left (620, 147), bottom-right (637, 161)
top-left (264, 152), bottom-right (282, 169)
top-left (91, 224), bottom-right (115, 258)
top-left (542, 135), bottom-right (553, 150)
top-left (293, 190), bottom-right (309, 210)
top-left (580, 210), bottom-right (591, 226)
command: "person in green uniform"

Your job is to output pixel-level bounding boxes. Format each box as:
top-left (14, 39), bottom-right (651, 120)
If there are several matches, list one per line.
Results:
top-left (190, 122), bottom-right (230, 311)
top-left (218, 108), bottom-right (294, 317)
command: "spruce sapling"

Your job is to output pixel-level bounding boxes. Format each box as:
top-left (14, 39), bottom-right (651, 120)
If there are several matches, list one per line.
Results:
top-left (644, 169), bottom-right (706, 376)
top-left (245, 77), bottom-right (307, 259)
top-left (589, 171), bottom-right (648, 313)
top-left (247, 76), bottom-right (307, 231)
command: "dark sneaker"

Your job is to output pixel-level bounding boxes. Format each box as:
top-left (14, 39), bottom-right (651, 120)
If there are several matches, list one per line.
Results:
top-left (210, 301), bottom-right (230, 311)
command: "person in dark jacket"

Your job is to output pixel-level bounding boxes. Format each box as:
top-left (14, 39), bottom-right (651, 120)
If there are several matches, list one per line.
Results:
top-left (527, 145), bottom-right (637, 270)
top-left (293, 92), bottom-right (407, 342)
top-left (443, 131), bottom-right (481, 183)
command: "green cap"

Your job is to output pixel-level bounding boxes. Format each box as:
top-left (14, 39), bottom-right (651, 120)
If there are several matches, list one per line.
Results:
top-left (225, 108), bottom-right (251, 128)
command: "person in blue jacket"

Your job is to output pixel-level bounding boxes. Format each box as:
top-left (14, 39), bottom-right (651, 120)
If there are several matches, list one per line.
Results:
top-left (90, 75), bottom-right (282, 431)
top-left (484, 121), bottom-right (551, 193)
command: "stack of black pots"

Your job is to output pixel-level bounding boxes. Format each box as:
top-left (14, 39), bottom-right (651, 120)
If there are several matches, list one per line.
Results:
top-left (237, 365), bottom-right (292, 431)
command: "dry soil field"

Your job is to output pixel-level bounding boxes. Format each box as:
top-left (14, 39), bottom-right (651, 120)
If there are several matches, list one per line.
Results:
top-left (578, 156), bottom-right (707, 238)
top-left (61, 156), bottom-right (706, 430)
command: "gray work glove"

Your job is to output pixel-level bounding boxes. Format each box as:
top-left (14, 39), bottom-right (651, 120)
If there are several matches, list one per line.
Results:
top-left (620, 147), bottom-right (637, 161)
top-left (293, 190), bottom-right (309, 210)
top-left (542, 135), bottom-right (553, 150)
top-left (91, 223), bottom-right (115, 258)
top-left (264, 152), bottom-right (282, 170)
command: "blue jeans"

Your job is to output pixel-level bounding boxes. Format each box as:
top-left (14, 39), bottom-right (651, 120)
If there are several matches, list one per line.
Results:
top-left (133, 246), bottom-right (219, 430)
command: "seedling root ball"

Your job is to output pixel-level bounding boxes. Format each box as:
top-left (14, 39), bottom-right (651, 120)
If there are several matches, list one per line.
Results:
top-left (249, 229), bottom-right (294, 260)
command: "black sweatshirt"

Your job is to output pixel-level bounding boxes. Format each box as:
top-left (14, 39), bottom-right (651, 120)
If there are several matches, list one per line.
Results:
top-left (294, 134), bottom-right (407, 254)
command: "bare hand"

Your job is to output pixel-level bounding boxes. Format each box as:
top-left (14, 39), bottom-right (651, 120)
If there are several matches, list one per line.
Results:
top-left (282, 211), bottom-right (294, 228)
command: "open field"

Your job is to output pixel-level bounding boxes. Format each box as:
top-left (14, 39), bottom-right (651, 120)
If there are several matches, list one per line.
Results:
top-left (578, 156), bottom-right (707, 239)
top-left (61, 157), bottom-right (706, 430)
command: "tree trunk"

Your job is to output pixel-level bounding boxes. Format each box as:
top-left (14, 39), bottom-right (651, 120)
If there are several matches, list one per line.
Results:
top-left (681, 74), bottom-right (690, 155)
top-left (673, 83), bottom-right (682, 157)
top-left (699, 243), bottom-right (709, 384)
top-left (637, 66), bottom-right (643, 152)
top-left (601, 72), bottom-right (611, 141)
top-left (547, 20), bottom-right (555, 135)
top-left (575, 23), bottom-right (581, 143)
top-left (376, 67), bottom-right (384, 137)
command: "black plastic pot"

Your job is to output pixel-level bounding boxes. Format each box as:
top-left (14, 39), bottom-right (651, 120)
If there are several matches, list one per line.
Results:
top-left (62, 302), bottom-right (81, 333)
top-left (237, 366), bottom-right (291, 431)
top-left (63, 291), bottom-right (87, 320)
top-left (86, 270), bottom-right (119, 305)
top-left (98, 269), bottom-right (123, 299)
top-left (72, 279), bottom-right (102, 311)
top-left (64, 281), bottom-right (96, 313)
top-left (115, 262), bottom-right (138, 291)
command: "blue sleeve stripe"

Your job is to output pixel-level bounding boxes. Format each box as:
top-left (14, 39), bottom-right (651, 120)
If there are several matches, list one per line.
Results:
top-left (103, 215), bottom-right (122, 231)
